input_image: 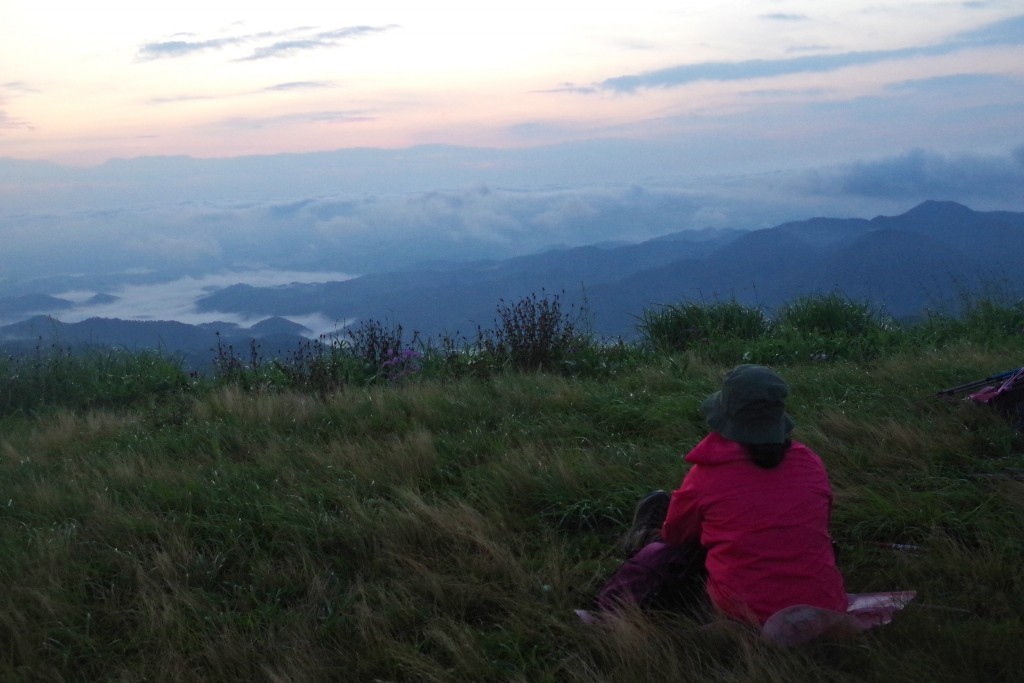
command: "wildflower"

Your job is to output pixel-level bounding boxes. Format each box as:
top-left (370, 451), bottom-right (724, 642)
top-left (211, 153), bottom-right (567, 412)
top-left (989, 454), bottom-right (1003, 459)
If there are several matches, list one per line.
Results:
top-left (381, 347), bottom-right (423, 382)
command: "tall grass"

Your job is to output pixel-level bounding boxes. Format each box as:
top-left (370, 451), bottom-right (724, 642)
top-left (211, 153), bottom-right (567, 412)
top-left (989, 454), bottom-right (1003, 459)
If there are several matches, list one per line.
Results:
top-left (636, 300), bottom-right (767, 359)
top-left (911, 295), bottom-right (1024, 349)
top-left (0, 344), bottom-right (190, 416)
top-left (1, 294), bottom-right (1023, 681)
top-left (635, 293), bottom-right (908, 364)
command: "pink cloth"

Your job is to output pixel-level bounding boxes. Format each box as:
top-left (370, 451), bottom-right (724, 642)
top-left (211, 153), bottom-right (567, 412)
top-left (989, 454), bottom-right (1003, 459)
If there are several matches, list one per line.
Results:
top-left (761, 591), bottom-right (917, 646)
top-left (661, 433), bottom-right (848, 624)
top-left (845, 590), bottom-right (917, 628)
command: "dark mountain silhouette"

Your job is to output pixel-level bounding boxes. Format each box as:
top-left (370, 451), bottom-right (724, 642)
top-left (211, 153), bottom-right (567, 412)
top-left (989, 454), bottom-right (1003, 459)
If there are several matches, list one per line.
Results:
top-left (0, 293), bottom-right (75, 318)
top-left (192, 227), bottom-right (745, 338)
top-left (869, 200), bottom-right (1021, 267)
top-left (773, 216), bottom-right (874, 248)
top-left (804, 229), bottom-right (986, 315)
top-left (192, 200), bottom-right (1023, 338)
top-left (85, 293), bottom-right (120, 305)
top-left (0, 315), bottom-right (310, 371)
top-left (249, 316), bottom-right (312, 337)
top-left (2, 200), bottom-right (1021, 363)
top-left (1, 316), bottom-right (214, 349)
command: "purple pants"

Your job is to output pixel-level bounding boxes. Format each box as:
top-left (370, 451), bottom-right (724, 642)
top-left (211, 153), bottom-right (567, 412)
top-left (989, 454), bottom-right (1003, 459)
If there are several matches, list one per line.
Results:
top-left (596, 541), bottom-right (707, 612)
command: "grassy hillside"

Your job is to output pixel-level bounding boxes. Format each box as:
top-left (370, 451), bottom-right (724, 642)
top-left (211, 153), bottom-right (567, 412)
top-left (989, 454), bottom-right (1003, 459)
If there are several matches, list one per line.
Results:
top-left (1, 294), bottom-right (1022, 682)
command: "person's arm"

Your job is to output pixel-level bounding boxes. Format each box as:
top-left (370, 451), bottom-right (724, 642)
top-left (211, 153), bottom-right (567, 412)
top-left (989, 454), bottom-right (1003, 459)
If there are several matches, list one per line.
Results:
top-left (660, 467), bottom-right (703, 545)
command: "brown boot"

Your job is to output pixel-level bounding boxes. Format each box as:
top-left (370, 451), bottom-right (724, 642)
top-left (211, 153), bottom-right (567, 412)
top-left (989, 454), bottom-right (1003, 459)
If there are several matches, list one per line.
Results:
top-left (618, 490), bottom-right (670, 558)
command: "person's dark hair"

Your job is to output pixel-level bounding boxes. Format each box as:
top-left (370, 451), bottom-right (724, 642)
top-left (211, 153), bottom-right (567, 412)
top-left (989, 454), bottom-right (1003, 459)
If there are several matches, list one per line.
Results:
top-left (742, 439), bottom-right (791, 469)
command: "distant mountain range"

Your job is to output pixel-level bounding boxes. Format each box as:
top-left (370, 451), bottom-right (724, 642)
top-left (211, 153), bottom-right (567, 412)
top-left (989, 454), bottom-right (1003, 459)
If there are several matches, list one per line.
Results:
top-left (2, 200), bottom-right (1021, 368)
top-left (0, 315), bottom-right (312, 371)
top-left (192, 200), bottom-right (1023, 338)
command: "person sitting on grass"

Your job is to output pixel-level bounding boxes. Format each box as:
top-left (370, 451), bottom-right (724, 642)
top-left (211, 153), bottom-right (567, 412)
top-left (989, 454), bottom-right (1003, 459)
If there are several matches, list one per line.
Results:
top-left (592, 364), bottom-right (848, 628)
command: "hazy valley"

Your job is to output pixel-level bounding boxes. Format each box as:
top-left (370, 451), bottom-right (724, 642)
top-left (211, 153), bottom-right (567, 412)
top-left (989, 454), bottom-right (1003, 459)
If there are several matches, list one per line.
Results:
top-left (2, 199), bottom-right (1022, 371)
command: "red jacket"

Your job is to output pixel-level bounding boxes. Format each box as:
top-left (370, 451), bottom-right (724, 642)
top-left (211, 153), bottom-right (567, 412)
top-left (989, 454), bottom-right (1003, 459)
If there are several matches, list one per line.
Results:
top-left (661, 433), bottom-right (847, 624)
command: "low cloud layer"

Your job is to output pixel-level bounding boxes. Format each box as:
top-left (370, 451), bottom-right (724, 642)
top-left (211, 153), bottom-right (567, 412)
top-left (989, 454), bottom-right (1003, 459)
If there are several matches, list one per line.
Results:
top-left (1, 145), bottom-right (1021, 292)
top-left (44, 270), bottom-right (351, 335)
top-left (803, 147), bottom-right (1024, 200)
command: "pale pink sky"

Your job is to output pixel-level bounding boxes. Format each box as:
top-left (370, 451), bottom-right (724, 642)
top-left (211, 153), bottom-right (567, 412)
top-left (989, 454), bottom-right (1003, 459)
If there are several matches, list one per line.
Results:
top-left (2, 1), bottom-right (1022, 167)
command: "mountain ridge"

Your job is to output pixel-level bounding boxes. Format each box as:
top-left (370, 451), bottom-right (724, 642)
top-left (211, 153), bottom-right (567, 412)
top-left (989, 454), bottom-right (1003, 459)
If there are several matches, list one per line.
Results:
top-left (192, 199), bottom-right (1024, 337)
top-left (2, 200), bottom-right (1021, 364)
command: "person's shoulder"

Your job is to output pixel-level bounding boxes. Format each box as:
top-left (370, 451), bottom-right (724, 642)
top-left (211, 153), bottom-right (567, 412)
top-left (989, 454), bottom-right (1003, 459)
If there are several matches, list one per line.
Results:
top-left (787, 439), bottom-right (829, 468)
top-left (685, 432), bottom-right (747, 465)
top-left (788, 438), bottom-right (817, 453)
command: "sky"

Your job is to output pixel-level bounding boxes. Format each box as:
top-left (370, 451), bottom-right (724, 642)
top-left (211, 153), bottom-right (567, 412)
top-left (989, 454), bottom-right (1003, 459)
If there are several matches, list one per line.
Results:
top-left (1, 0), bottom-right (1023, 310)
top-left (2, 1), bottom-right (1022, 168)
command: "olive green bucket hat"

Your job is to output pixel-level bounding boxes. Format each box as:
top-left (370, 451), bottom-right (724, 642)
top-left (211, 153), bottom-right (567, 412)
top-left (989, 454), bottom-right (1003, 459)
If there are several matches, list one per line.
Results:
top-left (702, 364), bottom-right (795, 444)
